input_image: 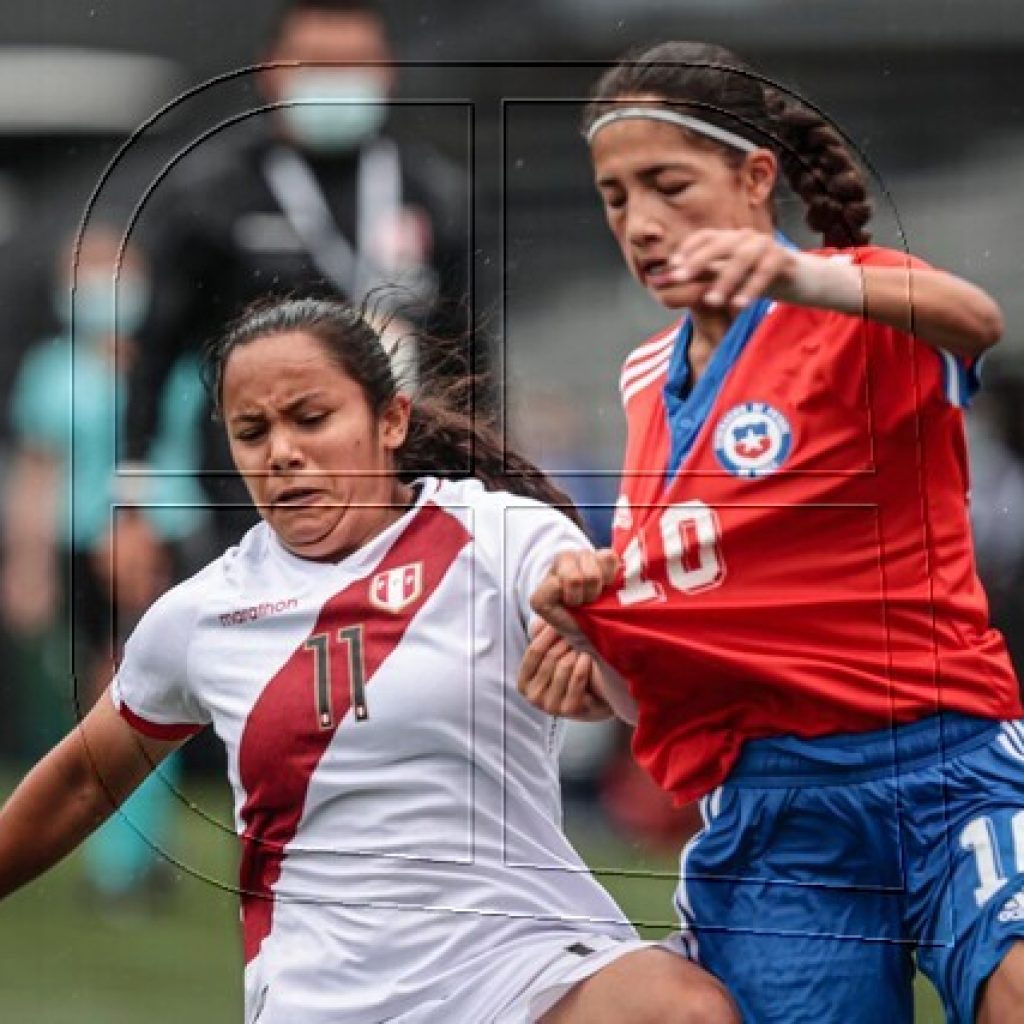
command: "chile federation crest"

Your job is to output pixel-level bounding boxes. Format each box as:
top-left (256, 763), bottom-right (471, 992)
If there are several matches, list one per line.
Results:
top-left (713, 402), bottom-right (793, 478)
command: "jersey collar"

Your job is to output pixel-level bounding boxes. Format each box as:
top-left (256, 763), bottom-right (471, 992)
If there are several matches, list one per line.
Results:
top-left (663, 232), bottom-right (797, 480)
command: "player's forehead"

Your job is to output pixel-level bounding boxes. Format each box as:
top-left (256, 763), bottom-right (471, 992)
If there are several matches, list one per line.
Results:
top-left (222, 331), bottom-right (359, 410)
top-left (590, 119), bottom-right (716, 185)
top-left (271, 10), bottom-right (390, 64)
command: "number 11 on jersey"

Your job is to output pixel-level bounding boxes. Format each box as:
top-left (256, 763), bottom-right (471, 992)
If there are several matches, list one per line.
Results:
top-left (304, 625), bottom-right (369, 727)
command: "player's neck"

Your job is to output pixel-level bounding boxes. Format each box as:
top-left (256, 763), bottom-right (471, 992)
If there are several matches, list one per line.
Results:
top-left (689, 310), bottom-right (732, 384)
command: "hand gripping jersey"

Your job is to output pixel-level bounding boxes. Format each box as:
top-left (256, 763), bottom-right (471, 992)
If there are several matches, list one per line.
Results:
top-left (573, 247), bottom-right (1022, 805)
top-left (112, 478), bottom-right (639, 1024)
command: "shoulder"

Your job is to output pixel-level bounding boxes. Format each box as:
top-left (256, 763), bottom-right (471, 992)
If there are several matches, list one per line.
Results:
top-left (811, 244), bottom-right (933, 271)
top-left (10, 336), bottom-right (72, 432)
top-left (429, 476), bottom-right (570, 524)
top-left (620, 320), bottom-right (679, 407)
top-left (426, 477), bottom-right (586, 557)
top-left (143, 128), bottom-right (269, 226)
top-left (144, 521), bottom-right (272, 614)
top-left (137, 553), bottom-right (228, 636)
top-left (15, 335), bottom-right (68, 381)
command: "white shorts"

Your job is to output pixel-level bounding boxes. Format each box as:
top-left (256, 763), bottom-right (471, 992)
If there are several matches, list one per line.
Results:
top-left (248, 923), bottom-right (690, 1023)
top-left (495, 933), bottom-right (666, 1023)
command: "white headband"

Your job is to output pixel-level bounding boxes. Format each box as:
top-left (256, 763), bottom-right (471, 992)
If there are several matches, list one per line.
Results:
top-left (585, 107), bottom-right (758, 154)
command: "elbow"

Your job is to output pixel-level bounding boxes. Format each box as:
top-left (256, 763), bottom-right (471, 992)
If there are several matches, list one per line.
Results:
top-left (962, 291), bottom-right (1005, 356)
top-left (973, 295), bottom-right (1004, 353)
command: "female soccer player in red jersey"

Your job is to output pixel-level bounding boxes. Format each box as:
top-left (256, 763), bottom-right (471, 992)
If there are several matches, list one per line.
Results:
top-left (0, 298), bottom-right (738, 1024)
top-left (520, 40), bottom-right (1024, 1024)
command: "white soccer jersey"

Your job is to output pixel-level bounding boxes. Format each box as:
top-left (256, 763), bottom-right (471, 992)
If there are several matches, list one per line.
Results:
top-left (112, 477), bottom-right (643, 1023)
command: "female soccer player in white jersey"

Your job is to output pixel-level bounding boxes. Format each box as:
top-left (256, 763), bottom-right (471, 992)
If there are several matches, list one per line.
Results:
top-left (0, 298), bottom-right (738, 1024)
top-left (520, 40), bottom-right (1024, 1024)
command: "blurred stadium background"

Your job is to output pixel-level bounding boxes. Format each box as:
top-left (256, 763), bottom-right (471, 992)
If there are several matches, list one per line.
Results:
top-left (0, 1), bottom-right (1022, 1020)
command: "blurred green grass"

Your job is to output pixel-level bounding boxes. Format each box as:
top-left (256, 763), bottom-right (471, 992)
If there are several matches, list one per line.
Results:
top-left (0, 776), bottom-right (944, 1022)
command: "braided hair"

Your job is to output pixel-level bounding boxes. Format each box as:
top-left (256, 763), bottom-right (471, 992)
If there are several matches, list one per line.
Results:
top-left (584, 41), bottom-right (872, 247)
top-left (202, 296), bottom-right (586, 529)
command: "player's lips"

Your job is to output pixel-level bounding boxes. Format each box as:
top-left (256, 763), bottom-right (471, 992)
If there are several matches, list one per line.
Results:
top-left (637, 257), bottom-right (674, 287)
top-left (271, 487), bottom-right (325, 507)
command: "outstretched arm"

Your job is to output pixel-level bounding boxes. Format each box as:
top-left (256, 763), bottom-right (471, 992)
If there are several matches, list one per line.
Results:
top-left (667, 228), bottom-right (1003, 359)
top-left (0, 688), bottom-right (183, 900)
top-left (779, 250), bottom-right (1003, 358)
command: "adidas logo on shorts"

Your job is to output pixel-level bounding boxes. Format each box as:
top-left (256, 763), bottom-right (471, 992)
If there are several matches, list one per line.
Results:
top-left (997, 890), bottom-right (1024, 924)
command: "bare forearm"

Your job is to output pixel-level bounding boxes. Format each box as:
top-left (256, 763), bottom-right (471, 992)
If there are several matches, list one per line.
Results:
top-left (0, 692), bottom-right (175, 901)
top-left (779, 254), bottom-right (1003, 358)
top-left (862, 266), bottom-right (1002, 357)
top-left (0, 731), bottom-right (117, 899)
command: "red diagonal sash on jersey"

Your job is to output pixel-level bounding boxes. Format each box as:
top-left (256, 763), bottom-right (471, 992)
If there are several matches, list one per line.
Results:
top-left (237, 503), bottom-right (471, 963)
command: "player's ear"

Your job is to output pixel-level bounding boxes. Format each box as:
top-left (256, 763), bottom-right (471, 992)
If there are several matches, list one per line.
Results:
top-left (379, 392), bottom-right (411, 452)
top-left (741, 148), bottom-right (778, 208)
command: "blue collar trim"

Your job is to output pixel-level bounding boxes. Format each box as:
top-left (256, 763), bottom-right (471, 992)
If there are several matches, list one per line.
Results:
top-left (662, 232), bottom-right (798, 480)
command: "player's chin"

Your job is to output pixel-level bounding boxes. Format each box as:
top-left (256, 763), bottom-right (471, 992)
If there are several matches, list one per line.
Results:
top-left (269, 506), bottom-right (337, 545)
top-left (645, 280), bottom-right (705, 309)
top-left (277, 518), bottom-right (353, 561)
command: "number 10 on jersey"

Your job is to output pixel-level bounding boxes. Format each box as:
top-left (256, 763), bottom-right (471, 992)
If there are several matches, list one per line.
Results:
top-left (304, 626), bottom-right (368, 727)
top-left (618, 500), bottom-right (726, 605)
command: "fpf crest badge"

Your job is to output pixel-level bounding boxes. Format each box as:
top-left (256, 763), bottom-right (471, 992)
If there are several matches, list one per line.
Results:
top-left (713, 402), bottom-right (793, 478)
top-left (369, 562), bottom-right (423, 614)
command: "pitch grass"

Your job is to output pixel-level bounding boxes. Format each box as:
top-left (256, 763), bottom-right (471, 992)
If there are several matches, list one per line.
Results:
top-left (0, 776), bottom-right (944, 1023)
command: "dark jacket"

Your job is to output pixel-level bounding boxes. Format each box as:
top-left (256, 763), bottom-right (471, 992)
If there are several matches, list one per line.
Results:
top-left (125, 121), bottom-right (469, 533)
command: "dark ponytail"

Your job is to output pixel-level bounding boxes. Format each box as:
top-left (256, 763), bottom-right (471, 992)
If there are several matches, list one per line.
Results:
top-left (584, 40), bottom-right (872, 247)
top-left (202, 296), bottom-right (587, 530)
top-left (763, 88), bottom-right (872, 247)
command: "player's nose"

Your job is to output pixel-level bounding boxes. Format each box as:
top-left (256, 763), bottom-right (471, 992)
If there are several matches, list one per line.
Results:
top-left (625, 195), bottom-right (665, 245)
top-left (267, 426), bottom-right (305, 471)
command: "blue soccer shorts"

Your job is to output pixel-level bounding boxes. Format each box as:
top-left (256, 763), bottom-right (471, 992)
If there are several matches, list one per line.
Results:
top-left (674, 713), bottom-right (1024, 1023)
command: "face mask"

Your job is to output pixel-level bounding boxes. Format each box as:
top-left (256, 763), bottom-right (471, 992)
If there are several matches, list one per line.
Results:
top-left (55, 275), bottom-right (150, 340)
top-left (277, 69), bottom-right (388, 154)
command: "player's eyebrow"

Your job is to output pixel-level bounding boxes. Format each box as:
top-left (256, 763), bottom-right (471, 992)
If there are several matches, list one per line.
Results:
top-left (281, 390), bottom-right (329, 411)
top-left (227, 390), bottom-right (329, 425)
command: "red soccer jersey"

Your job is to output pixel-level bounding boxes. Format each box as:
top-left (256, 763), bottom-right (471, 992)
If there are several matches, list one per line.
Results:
top-left (574, 246), bottom-right (1022, 804)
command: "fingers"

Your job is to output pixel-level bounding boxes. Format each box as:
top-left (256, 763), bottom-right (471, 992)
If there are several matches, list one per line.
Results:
top-left (667, 229), bottom-right (791, 312)
top-left (518, 621), bottom-right (567, 693)
top-left (529, 574), bottom-right (581, 635)
top-left (517, 627), bottom-right (573, 712)
top-left (517, 625), bottom-right (611, 720)
top-left (595, 548), bottom-right (620, 586)
top-left (529, 547), bottom-right (619, 633)
top-left (554, 550), bottom-right (605, 606)
top-left (562, 650), bottom-right (595, 715)
top-left (549, 549), bottom-right (617, 607)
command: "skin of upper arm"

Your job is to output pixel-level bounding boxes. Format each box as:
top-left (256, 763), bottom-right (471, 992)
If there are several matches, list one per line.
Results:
top-left (77, 689), bottom-right (185, 806)
top-left (862, 264), bottom-right (1004, 359)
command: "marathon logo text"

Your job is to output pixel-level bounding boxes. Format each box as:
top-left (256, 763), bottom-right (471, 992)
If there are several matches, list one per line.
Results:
top-left (219, 598), bottom-right (299, 627)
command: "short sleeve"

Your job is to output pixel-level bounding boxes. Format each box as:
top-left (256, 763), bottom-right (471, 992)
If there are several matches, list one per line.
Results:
top-left (110, 583), bottom-right (210, 740)
top-left (490, 491), bottom-right (640, 723)
top-left (502, 500), bottom-right (594, 631)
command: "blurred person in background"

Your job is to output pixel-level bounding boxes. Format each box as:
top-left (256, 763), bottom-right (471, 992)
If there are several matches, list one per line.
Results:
top-left (122, 0), bottom-right (469, 557)
top-left (1, 224), bottom-right (207, 906)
